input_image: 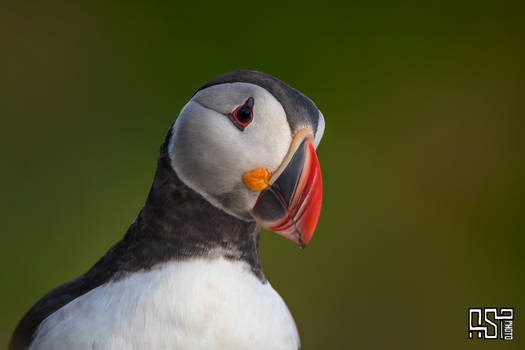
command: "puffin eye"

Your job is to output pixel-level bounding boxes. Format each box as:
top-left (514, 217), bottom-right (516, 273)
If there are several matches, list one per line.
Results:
top-left (236, 106), bottom-right (252, 124)
top-left (228, 97), bottom-right (254, 131)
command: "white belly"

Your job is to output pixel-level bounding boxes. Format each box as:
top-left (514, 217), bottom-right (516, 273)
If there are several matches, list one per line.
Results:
top-left (30, 258), bottom-right (300, 350)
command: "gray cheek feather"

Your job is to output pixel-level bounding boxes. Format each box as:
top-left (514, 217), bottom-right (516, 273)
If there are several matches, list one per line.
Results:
top-left (169, 102), bottom-right (250, 219)
top-left (169, 88), bottom-right (292, 220)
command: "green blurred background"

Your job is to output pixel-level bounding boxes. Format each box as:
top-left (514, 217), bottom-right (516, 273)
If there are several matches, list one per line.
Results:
top-left (1, 1), bottom-right (523, 349)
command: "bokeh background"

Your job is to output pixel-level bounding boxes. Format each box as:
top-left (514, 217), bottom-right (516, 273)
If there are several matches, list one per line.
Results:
top-left (1, 1), bottom-right (523, 349)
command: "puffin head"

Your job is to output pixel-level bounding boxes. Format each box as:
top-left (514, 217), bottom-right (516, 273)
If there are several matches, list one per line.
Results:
top-left (168, 71), bottom-right (324, 248)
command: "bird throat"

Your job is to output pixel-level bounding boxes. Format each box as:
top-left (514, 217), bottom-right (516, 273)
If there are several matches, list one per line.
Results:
top-left (121, 128), bottom-right (265, 281)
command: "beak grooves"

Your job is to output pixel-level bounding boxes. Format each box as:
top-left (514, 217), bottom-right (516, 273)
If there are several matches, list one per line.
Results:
top-left (251, 129), bottom-right (322, 247)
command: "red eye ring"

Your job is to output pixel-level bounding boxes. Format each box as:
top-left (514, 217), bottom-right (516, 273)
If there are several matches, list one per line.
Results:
top-left (228, 97), bottom-right (254, 131)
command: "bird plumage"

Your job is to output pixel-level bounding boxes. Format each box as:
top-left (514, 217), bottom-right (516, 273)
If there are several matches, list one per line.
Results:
top-left (29, 258), bottom-right (299, 350)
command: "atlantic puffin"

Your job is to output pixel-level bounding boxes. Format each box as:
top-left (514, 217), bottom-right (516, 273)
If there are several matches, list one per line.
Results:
top-left (9, 70), bottom-right (325, 350)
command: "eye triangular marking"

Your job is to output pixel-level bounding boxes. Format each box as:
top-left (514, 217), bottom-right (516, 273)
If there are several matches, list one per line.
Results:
top-left (244, 96), bottom-right (254, 109)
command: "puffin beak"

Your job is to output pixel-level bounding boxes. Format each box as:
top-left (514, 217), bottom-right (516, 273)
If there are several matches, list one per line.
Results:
top-left (250, 129), bottom-right (322, 248)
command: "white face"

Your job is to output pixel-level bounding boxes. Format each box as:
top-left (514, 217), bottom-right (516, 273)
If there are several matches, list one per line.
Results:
top-left (168, 83), bottom-right (293, 220)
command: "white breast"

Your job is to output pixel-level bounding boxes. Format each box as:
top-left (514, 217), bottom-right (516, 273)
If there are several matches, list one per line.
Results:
top-left (29, 258), bottom-right (300, 350)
